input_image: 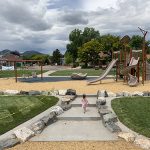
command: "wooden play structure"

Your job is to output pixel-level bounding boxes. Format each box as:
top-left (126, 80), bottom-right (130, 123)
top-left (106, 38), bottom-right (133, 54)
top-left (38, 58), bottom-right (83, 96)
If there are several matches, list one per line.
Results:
top-left (113, 49), bottom-right (141, 86)
top-left (113, 28), bottom-right (150, 85)
top-left (87, 28), bottom-right (150, 86)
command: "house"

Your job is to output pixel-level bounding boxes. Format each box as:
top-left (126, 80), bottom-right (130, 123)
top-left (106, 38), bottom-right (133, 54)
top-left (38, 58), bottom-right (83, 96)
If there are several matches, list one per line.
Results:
top-left (0, 53), bottom-right (22, 66)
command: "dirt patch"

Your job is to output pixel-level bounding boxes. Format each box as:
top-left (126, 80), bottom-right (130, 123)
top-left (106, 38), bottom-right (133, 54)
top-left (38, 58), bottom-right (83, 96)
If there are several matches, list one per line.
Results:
top-left (8, 141), bottom-right (142, 150)
top-left (0, 78), bottom-right (150, 94)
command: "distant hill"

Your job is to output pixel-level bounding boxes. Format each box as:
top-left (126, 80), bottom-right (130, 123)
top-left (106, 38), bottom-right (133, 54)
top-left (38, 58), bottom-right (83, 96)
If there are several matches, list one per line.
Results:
top-left (0, 49), bottom-right (11, 55)
top-left (0, 50), bottom-right (45, 58)
top-left (22, 50), bottom-right (44, 57)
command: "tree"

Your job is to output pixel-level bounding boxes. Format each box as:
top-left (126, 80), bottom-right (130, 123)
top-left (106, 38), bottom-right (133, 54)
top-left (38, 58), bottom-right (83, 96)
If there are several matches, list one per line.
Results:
top-left (51, 49), bottom-right (62, 65)
top-left (10, 50), bottom-right (20, 56)
top-left (82, 27), bottom-right (100, 43)
top-left (64, 52), bottom-right (73, 65)
top-left (31, 54), bottom-right (51, 65)
top-left (100, 34), bottom-right (120, 52)
top-left (130, 35), bottom-right (143, 49)
top-left (78, 40), bottom-right (103, 67)
top-left (66, 29), bottom-right (82, 63)
top-left (66, 27), bottom-right (100, 64)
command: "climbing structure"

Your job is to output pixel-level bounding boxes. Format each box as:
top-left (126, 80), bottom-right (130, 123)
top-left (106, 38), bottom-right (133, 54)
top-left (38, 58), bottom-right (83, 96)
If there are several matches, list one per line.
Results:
top-left (146, 61), bottom-right (150, 80)
top-left (113, 49), bottom-right (141, 84)
top-left (112, 27), bottom-right (149, 85)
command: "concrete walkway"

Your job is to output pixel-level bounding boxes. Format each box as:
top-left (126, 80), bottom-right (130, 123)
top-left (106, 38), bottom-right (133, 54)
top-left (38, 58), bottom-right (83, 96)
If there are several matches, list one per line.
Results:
top-left (37, 70), bottom-right (56, 77)
top-left (31, 96), bottom-right (117, 141)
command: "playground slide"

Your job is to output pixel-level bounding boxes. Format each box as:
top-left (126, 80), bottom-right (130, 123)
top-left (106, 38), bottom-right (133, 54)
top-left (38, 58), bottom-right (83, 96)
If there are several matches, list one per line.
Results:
top-left (121, 57), bottom-right (140, 75)
top-left (87, 59), bottom-right (118, 84)
top-left (128, 73), bottom-right (138, 86)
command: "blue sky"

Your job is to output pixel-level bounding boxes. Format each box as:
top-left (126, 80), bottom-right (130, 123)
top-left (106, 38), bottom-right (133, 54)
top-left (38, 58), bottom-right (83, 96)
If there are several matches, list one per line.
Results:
top-left (0, 0), bottom-right (150, 54)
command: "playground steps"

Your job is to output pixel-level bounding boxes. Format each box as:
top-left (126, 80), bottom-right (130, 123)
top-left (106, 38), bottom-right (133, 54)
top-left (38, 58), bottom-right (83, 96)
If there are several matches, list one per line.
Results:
top-left (31, 96), bottom-right (117, 141)
top-left (71, 103), bottom-right (96, 107)
top-left (57, 107), bottom-right (101, 121)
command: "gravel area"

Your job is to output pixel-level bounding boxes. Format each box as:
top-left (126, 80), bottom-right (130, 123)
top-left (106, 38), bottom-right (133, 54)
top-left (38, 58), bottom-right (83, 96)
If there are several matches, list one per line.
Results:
top-left (8, 141), bottom-right (142, 150)
top-left (0, 78), bottom-right (150, 94)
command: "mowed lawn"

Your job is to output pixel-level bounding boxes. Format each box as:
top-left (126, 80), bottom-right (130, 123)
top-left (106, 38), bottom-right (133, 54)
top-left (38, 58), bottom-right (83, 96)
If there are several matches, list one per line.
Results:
top-left (49, 68), bottom-right (115, 76)
top-left (0, 96), bottom-right (58, 135)
top-left (0, 70), bottom-right (48, 78)
top-left (112, 97), bottom-right (150, 137)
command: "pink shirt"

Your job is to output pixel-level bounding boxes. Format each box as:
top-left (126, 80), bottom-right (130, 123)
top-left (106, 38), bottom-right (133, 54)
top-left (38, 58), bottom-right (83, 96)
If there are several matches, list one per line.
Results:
top-left (82, 98), bottom-right (88, 107)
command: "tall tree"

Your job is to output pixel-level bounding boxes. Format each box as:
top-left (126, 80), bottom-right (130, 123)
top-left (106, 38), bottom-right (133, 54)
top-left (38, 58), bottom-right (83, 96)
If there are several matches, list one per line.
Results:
top-left (130, 35), bottom-right (143, 50)
top-left (82, 27), bottom-right (100, 43)
top-left (66, 27), bottom-right (100, 64)
top-left (66, 29), bottom-right (82, 63)
top-left (31, 54), bottom-right (51, 65)
top-left (100, 34), bottom-right (120, 52)
top-left (78, 39), bottom-right (103, 67)
top-left (10, 50), bottom-right (20, 56)
top-left (52, 49), bottom-right (62, 65)
top-left (64, 52), bottom-right (73, 65)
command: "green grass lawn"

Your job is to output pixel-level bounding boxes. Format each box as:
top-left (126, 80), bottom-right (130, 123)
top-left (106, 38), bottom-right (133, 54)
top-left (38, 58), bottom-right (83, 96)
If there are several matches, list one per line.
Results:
top-left (49, 68), bottom-right (115, 76)
top-left (0, 96), bottom-right (58, 135)
top-left (0, 70), bottom-right (48, 78)
top-left (112, 97), bottom-right (150, 137)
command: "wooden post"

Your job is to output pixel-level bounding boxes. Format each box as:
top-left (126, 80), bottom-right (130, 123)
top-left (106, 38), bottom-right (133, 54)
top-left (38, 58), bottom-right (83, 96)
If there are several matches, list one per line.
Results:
top-left (14, 61), bottom-right (17, 83)
top-left (116, 60), bottom-right (118, 82)
top-left (137, 61), bottom-right (140, 82)
top-left (142, 46), bottom-right (145, 84)
top-left (41, 61), bottom-right (43, 80)
top-left (142, 33), bottom-right (147, 84)
top-left (124, 51), bottom-right (126, 82)
top-left (138, 27), bottom-right (148, 85)
top-left (145, 47), bottom-right (147, 80)
top-left (130, 48), bottom-right (132, 60)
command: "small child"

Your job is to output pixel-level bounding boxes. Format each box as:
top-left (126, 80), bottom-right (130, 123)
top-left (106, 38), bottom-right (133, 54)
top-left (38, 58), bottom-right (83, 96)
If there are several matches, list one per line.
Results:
top-left (81, 94), bottom-right (88, 113)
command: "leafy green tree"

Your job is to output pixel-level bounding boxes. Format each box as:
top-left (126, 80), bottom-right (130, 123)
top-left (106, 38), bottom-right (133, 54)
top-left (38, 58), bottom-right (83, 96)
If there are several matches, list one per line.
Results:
top-left (10, 50), bottom-right (20, 56)
top-left (130, 35), bottom-right (150, 54)
top-left (78, 40), bottom-right (103, 67)
top-left (31, 54), bottom-right (51, 64)
top-left (66, 27), bottom-right (100, 64)
top-left (64, 52), bottom-right (73, 65)
top-left (130, 35), bottom-right (143, 49)
top-left (66, 29), bottom-right (82, 63)
top-left (100, 34), bottom-right (120, 51)
top-left (51, 49), bottom-right (62, 65)
top-left (82, 27), bottom-right (100, 43)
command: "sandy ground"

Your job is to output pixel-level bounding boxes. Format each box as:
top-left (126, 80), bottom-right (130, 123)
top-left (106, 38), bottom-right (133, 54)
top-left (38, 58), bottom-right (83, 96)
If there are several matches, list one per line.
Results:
top-left (8, 141), bottom-right (142, 150)
top-left (0, 78), bottom-right (150, 94)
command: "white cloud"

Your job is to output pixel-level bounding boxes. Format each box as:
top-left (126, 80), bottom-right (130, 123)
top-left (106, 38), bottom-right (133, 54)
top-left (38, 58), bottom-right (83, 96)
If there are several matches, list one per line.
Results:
top-left (0, 0), bottom-right (150, 53)
top-left (82, 0), bottom-right (118, 10)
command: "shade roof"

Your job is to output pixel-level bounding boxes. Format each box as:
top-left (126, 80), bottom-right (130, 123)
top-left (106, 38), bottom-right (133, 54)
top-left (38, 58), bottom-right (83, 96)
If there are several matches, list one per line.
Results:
top-left (0, 59), bottom-right (42, 62)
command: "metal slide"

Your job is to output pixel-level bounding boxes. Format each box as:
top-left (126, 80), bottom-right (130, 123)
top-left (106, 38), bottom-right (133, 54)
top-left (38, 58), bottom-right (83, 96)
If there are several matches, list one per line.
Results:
top-left (128, 73), bottom-right (138, 86)
top-left (87, 59), bottom-right (118, 84)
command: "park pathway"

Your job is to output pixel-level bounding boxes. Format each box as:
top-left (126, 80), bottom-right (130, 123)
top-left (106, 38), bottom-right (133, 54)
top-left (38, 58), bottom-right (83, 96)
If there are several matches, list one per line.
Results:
top-left (31, 96), bottom-right (117, 141)
top-left (37, 70), bottom-right (56, 77)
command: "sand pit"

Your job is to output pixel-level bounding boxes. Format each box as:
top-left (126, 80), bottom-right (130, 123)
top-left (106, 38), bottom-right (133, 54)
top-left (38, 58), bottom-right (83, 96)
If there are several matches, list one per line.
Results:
top-left (0, 78), bottom-right (150, 94)
top-left (8, 141), bottom-right (142, 150)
